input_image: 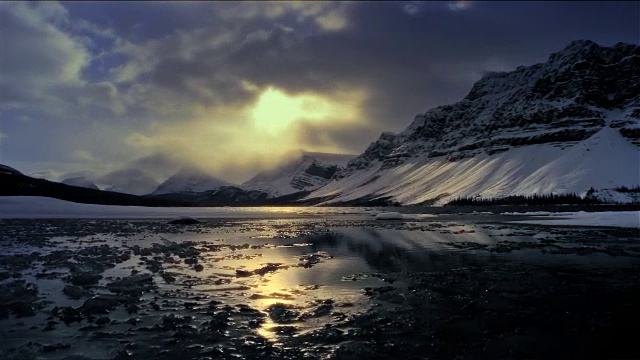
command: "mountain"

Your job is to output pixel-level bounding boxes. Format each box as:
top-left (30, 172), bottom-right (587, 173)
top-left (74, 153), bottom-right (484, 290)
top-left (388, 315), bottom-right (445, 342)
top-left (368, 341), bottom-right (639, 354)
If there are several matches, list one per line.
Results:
top-left (96, 168), bottom-right (159, 196)
top-left (0, 165), bottom-right (23, 176)
top-left (306, 40), bottom-right (640, 205)
top-left (153, 167), bottom-right (231, 195)
top-left (61, 176), bottom-right (100, 190)
top-left (0, 164), bottom-right (184, 207)
top-left (151, 186), bottom-right (271, 206)
top-left (242, 151), bottom-right (355, 197)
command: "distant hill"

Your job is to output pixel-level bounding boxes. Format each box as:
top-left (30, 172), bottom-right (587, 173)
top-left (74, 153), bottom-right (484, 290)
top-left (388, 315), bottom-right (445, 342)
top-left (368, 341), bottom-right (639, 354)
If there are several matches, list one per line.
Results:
top-left (0, 164), bottom-right (185, 207)
top-left (61, 176), bottom-right (100, 190)
top-left (153, 166), bottom-right (232, 195)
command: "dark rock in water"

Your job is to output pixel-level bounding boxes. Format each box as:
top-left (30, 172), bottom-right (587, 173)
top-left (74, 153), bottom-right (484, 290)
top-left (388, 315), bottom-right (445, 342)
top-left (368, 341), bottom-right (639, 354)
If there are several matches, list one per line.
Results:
top-left (10, 301), bottom-right (36, 317)
top-left (266, 303), bottom-right (300, 323)
top-left (253, 263), bottom-right (281, 276)
top-left (95, 316), bottom-right (111, 326)
top-left (169, 217), bottom-right (201, 225)
top-left (63, 285), bottom-right (91, 299)
top-left (0, 280), bottom-right (39, 318)
top-left (308, 302), bottom-right (333, 318)
top-left (299, 325), bottom-right (345, 344)
top-left (161, 313), bottom-right (193, 330)
top-left (194, 264), bottom-right (204, 272)
top-left (235, 269), bottom-right (253, 277)
top-left (41, 343), bottom-right (71, 353)
top-left (184, 257), bottom-right (198, 265)
top-left (106, 274), bottom-right (154, 295)
top-left (79, 296), bottom-right (119, 315)
top-left (68, 271), bottom-right (102, 287)
top-left (335, 341), bottom-right (378, 360)
top-left (272, 325), bottom-right (297, 336)
top-left (52, 306), bottom-right (83, 325)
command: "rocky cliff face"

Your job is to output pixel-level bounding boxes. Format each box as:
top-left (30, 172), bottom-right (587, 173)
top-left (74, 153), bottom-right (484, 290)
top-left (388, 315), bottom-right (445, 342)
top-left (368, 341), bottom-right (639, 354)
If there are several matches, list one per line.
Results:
top-left (311, 40), bottom-right (640, 205)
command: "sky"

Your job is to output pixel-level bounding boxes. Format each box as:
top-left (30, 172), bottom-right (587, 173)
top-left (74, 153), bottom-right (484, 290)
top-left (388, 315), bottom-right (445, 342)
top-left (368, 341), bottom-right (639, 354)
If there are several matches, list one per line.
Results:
top-left (0, 1), bottom-right (638, 184)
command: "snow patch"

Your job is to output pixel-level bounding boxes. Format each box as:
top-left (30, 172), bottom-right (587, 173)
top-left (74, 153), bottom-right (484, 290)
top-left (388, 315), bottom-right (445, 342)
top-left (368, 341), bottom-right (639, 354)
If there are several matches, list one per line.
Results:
top-left (511, 211), bottom-right (639, 228)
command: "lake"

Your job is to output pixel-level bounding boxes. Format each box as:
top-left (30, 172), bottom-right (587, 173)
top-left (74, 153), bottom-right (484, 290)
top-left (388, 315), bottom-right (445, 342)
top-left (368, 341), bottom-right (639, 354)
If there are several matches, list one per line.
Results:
top-left (0, 210), bottom-right (638, 359)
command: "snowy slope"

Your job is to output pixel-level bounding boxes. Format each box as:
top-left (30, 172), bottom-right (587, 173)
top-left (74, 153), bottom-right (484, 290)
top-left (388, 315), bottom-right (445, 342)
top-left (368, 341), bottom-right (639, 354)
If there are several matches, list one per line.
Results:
top-left (311, 127), bottom-right (639, 205)
top-left (61, 176), bottom-right (100, 190)
top-left (306, 40), bottom-right (640, 205)
top-left (153, 167), bottom-right (232, 195)
top-left (243, 152), bottom-right (354, 197)
top-left (510, 211), bottom-right (640, 228)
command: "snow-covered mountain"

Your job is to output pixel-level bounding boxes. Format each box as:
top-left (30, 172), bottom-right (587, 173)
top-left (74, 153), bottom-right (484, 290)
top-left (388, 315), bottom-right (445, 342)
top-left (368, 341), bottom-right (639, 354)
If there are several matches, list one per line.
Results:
top-left (306, 40), bottom-right (640, 205)
top-left (152, 167), bottom-right (232, 195)
top-left (61, 176), bottom-right (99, 190)
top-left (96, 169), bottom-right (159, 196)
top-left (242, 151), bottom-right (355, 197)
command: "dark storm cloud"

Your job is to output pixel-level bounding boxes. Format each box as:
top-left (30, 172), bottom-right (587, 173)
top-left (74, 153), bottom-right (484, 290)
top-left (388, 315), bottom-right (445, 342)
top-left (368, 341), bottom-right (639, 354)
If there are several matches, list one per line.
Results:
top-left (106, 1), bottom-right (638, 150)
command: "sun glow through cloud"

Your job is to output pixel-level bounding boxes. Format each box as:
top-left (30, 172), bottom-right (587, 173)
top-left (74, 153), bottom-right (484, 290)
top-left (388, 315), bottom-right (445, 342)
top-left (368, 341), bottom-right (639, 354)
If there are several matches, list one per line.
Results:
top-left (250, 87), bottom-right (338, 135)
top-left (122, 86), bottom-right (366, 183)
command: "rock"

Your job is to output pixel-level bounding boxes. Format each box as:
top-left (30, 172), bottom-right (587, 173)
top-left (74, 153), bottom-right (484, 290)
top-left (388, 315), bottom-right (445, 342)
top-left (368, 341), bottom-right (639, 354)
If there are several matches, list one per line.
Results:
top-left (194, 264), bottom-right (204, 272)
top-left (9, 301), bottom-right (36, 317)
top-left (309, 303), bottom-right (333, 318)
top-left (335, 341), bottom-right (378, 360)
top-left (68, 271), bottom-right (102, 287)
top-left (52, 306), bottom-right (83, 325)
top-left (79, 296), bottom-right (119, 315)
top-left (106, 274), bottom-right (154, 295)
top-left (253, 263), bottom-right (280, 276)
top-left (63, 285), bottom-right (91, 299)
top-left (41, 343), bottom-right (71, 353)
top-left (236, 269), bottom-right (253, 277)
top-left (266, 303), bottom-right (300, 323)
top-left (95, 316), bottom-right (111, 326)
top-left (161, 313), bottom-right (192, 330)
top-left (169, 217), bottom-right (200, 225)
top-left (0, 280), bottom-right (39, 317)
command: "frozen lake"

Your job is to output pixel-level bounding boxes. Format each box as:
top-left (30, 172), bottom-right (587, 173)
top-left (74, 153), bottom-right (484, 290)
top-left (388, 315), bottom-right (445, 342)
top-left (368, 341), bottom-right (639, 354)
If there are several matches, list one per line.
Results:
top-left (0, 208), bottom-right (638, 359)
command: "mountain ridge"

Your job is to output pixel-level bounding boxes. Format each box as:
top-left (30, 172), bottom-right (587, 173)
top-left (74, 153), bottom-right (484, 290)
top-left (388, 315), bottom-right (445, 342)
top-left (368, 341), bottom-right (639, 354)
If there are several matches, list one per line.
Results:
top-left (306, 40), bottom-right (640, 205)
top-left (152, 166), bottom-right (232, 195)
top-left (242, 151), bottom-right (354, 197)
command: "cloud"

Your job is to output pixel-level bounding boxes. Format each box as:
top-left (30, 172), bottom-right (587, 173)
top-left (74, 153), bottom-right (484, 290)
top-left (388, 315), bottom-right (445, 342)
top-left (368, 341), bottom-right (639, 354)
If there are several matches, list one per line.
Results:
top-left (216, 2), bottom-right (352, 31)
top-left (402, 2), bottom-right (421, 16)
top-left (0, 2), bottom-right (125, 122)
top-left (447, 1), bottom-right (474, 12)
top-left (429, 57), bottom-right (516, 85)
top-left (0, 2), bottom-right (90, 106)
top-left (72, 149), bottom-right (99, 162)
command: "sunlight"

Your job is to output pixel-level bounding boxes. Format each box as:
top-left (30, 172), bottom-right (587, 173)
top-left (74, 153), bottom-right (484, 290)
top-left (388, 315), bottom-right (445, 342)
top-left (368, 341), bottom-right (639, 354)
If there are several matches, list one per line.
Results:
top-left (249, 87), bottom-right (340, 135)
